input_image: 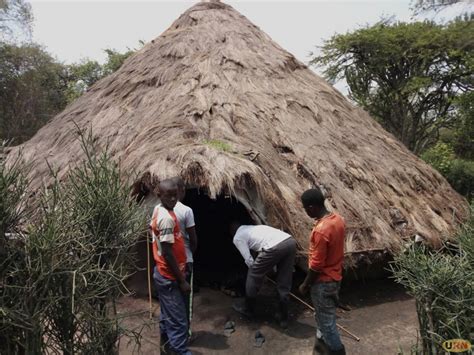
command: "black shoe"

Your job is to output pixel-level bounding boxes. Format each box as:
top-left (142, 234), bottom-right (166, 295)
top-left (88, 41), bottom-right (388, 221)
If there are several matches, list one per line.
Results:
top-left (232, 297), bottom-right (255, 318)
top-left (276, 300), bottom-right (289, 329)
top-left (329, 345), bottom-right (346, 355)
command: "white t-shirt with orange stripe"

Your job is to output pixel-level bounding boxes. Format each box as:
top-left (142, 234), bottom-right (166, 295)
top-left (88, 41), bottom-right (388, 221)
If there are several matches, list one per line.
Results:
top-left (150, 204), bottom-right (187, 280)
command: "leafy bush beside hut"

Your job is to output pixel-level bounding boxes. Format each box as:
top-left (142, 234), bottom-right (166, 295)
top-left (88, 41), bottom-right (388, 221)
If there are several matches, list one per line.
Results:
top-left (0, 132), bottom-right (146, 354)
top-left (391, 208), bottom-right (474, 354)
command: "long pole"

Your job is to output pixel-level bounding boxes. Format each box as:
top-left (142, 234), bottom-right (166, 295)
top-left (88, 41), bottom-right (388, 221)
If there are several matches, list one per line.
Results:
top-left (147, 233), bottom-right (153, 320)
top-left (265, 277), bottom-right (360, 342)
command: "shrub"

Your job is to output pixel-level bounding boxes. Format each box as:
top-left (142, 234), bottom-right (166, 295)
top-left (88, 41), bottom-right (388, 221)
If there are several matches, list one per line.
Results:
top-left (422, 143), bottom-right (474, 200)
top-left (421, 142), bottom-right (455, 175)
top-left (445, 159), bottom-right (474, 200)
top-left (0, 132), bottom-right (146, 354)
top-left (391, 207), bottom-right (474, 354)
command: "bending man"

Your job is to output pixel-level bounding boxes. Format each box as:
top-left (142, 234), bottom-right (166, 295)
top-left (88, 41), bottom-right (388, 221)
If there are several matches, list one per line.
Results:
top-left (231, 222), bottom-right (296, 328)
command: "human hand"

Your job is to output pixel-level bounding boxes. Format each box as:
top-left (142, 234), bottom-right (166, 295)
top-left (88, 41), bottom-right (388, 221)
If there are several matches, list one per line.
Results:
top-left (298, 282), bottom-right (309, 295)
top-left (179, 280), bottom-right (191, 293)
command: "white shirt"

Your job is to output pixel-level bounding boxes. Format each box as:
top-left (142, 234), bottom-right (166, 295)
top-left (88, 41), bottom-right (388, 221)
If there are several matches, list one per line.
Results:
top-left (173, 201), bottom-right (196, 263)
top-left (233, 225), bottom-right (291, 267)
top-left (149, 204), bottom-right (178, 255)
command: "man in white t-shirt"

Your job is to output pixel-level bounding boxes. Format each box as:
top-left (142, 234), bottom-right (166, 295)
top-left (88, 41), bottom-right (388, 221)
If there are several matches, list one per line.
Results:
top-left (230, 222), bottom-right (296, 328)
top-left (171, 176), bottom-right (197, 337)
top-left (172, 177), bottom-right (197, 267)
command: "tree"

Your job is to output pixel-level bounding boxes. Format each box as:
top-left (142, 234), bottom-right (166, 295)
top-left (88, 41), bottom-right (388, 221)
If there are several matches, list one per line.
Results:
top-left (412, 0), bottom-right (474, 21)
top-left (65, 47), bottom-right (137, 103)
top-left (0, 43), bottom-right (138, 144)
top-left (412, 0), bottom-right (471, 13)
top-left (0, 0), bottom-right (33, 42)
top-left (451, 91), bottom-right (474, 160)
top-left (311, 20), bottom-right (474, 153)
top-left (102, 47), bottom-right (135, 75)
top-left (0, 43), bottom-right (68, 143)
top-left (64, 59), bottom-right (103, 103)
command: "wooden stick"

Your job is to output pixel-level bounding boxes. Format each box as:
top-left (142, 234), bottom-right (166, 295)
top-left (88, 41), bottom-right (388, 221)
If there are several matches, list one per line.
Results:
top-left (147, 233), bottom-right (153, 320)
top-left (335, 323), bottom-right (360, 342)
top-left (265, 277), bottom-right (360, 342)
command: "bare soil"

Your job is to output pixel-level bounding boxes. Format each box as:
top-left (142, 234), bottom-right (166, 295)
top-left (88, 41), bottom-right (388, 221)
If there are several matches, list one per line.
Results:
top-left (119, 279), bottom-right (418, 355)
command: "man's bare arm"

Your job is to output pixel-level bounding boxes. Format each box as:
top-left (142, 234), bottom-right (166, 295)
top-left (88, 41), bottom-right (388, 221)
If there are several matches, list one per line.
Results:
top-left (299, 268), bottom-right (319, 295)
top-left (186, 226), bottom-right (197, 254)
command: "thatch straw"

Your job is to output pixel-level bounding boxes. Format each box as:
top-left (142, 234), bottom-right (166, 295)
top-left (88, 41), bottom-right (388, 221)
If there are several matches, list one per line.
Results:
top-left (6, 1), bottom-right (468, 268)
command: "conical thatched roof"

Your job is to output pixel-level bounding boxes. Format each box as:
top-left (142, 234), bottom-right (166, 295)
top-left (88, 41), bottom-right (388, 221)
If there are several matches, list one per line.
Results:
top-left (7, 1), bottom-right (468, 268)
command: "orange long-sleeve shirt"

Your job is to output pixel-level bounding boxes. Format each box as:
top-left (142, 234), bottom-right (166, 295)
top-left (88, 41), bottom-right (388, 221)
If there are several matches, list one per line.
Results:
top-left (308, 212), bottom-right (345, 282)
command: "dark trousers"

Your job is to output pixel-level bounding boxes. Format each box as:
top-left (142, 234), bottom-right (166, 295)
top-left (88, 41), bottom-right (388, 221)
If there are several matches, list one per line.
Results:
top-left (310, 281), bottom-right (344, 351)
top-left (153, 268), bottom-right (191, 355)
top-left (246, 237), bottom-right (296, 302)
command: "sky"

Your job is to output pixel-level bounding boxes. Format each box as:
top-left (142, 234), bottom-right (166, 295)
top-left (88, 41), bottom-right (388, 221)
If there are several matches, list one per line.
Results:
top-left (29, 0), bottom-right (416, 66)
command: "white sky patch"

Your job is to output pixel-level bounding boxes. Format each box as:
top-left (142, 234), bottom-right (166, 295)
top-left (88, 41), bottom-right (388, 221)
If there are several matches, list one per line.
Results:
top-left (28, 0), bottom-right (413, 65)
top-left (27, 0), bottom-right (468, 94)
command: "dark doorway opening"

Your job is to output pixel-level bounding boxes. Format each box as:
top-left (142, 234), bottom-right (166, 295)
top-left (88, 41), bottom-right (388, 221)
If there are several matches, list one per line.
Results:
top-left (183, 189), bottom-right (254, 295)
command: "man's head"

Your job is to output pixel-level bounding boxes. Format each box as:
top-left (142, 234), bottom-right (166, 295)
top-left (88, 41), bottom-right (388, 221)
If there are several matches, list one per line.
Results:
top-left (158, 179), bottom-right (178, 210)
top-left (301, 187), bottom-right (326, 218)
top-left (171, 176), bottom-right (186, 202)
top-left (229, 220), bottom-right (242, 237)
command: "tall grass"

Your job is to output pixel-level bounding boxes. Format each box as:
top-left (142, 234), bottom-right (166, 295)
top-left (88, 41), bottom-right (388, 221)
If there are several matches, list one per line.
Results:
top-left (0, 131), bottom-right (147, 354)
top-left (391, 208), bottom-right (474, 354)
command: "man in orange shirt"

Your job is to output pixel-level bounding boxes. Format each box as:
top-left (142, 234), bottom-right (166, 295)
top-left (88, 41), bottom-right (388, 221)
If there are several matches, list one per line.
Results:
top-left (299, 187), bottom-right (346, 355)
top-left (150, 179), bottom-right (191, 355)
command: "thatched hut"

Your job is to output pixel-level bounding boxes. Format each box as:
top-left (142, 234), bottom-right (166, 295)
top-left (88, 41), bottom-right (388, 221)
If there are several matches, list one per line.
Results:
top-left (6, 1), bottom-right (468, 276)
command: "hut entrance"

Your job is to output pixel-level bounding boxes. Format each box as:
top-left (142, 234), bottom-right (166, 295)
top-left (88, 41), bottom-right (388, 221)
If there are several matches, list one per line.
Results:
top-left (183, 189), bottom-right (254, 295)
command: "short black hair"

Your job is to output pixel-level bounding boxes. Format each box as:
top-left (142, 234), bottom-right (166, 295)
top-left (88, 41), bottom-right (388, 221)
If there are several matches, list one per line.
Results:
top-left (159, 178), bottom-right (177, 192)
top-left (170, 176), bottom-right (184, 188)
top-left (301, 188), bottom-right (325, 207)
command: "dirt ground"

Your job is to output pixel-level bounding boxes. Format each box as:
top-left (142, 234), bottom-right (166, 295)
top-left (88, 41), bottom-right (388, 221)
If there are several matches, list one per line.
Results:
top-left (119, 279), bottom-right (418, 355)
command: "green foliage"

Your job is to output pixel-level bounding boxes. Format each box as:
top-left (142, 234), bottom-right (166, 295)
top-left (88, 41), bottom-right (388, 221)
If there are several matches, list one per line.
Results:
top-left (65, 47), bottom-right (137, 103)
top-left (0, 143), bottom-right (29, 354)
top-left (451, 92), bottom-right (474, 160)
top-left (445, 158), bottom-right (474, 199)
top-left (458, 206), bottom-right (474, 261)
top-left (391, 210), bottom-right (474, 354)
top-left (311, 20), bottom-right (474, 154)
top-left (0, 42), bottom-right (68, 143)
top-left (0, 43), bottom-right (138, 143)
top-left (64, 59), bottom-right (103, 103)
top-left (204, 139), bottom-right (232, 152)
top-left (0, 1), bottom-right (141, 144)
top-left (102, 48), bottom-right (135, 76)
top-left (0, 144), bottom-right (27, 238)
top-left (422, 143), bottom-right (474, 199)
top-left (0, 131), bottom-right (146, 354)
top-left (421, 142), bottom-right (455, 175)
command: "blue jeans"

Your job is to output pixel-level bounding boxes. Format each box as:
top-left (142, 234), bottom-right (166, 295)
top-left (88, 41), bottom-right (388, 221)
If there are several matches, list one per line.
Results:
top-left (153, 268), bottom-right (192, 355)
top-left (310, 281), bottom-right (344, 351)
